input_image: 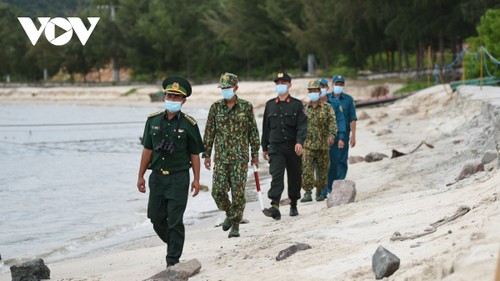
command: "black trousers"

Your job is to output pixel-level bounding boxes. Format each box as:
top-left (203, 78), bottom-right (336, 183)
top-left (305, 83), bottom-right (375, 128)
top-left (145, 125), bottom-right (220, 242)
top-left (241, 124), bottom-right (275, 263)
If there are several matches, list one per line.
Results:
top-left (267, 142), bottom-right (302, 206)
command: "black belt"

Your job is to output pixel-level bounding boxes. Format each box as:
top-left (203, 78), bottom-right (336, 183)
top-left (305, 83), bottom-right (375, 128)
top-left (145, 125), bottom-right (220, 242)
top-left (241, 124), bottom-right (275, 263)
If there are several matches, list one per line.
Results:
top-left (153, 169), bottom-right (187, 176)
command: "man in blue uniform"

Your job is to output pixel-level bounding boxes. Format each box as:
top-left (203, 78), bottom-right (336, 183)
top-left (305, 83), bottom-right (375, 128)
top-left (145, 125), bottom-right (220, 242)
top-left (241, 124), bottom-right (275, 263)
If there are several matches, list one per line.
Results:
top-left (318, 78), bottom-right (347, 198)
top-left (328, 75), bottom-right (357, 181)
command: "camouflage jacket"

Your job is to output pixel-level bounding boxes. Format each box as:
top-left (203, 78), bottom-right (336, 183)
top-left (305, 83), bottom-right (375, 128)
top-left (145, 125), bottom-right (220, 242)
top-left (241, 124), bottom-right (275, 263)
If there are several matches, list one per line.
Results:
top-left (203, 97), bottom-right (260, 163)
top-left (304, 101), bottom-right (337, 150)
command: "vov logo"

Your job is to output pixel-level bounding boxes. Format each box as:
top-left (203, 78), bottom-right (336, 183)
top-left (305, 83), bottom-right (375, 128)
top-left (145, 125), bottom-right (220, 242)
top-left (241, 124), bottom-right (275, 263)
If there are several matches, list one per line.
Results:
top-left (18, 17), bottom-right (100, 46)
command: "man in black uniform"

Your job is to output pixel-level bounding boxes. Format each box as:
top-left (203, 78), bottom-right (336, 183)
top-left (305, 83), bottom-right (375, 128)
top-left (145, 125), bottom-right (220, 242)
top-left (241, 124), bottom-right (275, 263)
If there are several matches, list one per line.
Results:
top-left (137, 76), bottom-right (204, 267)
top-left (261, 72), bottom-right (307, 219)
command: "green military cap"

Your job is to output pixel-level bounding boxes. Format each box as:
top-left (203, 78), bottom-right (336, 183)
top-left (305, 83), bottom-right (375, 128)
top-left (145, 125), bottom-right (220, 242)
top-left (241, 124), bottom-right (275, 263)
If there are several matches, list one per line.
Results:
top-left (307, 80), bottom-right (320, 89)
top-left (332, 74), bottom-right (345, 83)
top-left (218, 72), bottom-right (238, 88)
top-left (162, 76), bottom-right (192, 97)
top-left (273, 72), bottom-right (292, 83)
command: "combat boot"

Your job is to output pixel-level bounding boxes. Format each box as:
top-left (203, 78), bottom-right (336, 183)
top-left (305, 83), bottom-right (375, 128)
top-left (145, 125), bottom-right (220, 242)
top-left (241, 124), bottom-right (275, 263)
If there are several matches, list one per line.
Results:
top-left (263, 205), bottom-right (281, 220)
top-left (221, 217), bottom-right (231, 231)
top-left (315, 191), bottom-right (325, 202)
top-left (289, 204), bottom-right (299, 216)
top-left (228, 225), bottom-right (240, 238)
top-left (300, 191), bottom-right (312, 202)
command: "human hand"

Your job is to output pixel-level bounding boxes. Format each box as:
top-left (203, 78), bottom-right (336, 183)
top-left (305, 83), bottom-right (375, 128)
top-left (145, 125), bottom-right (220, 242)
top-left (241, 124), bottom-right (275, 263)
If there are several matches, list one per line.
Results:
top-left (295, 144), bottom-right (303, 156)
top-left (338, 139), bottom-right (345, 149)
top-left (328, 136), bottom-right (334, 146)
top-left (262, 151), bottom-right (269, 161)
top-left (191, 180), bottom-right (200, 197)
top-left (350, 137), bottom-right (356, 148)
top-left (204, 158), bottom-right (211, 170)
top-left (251, 157), bottom-right (259, 168)
top-left (137, 177), bottom-right (146, 193)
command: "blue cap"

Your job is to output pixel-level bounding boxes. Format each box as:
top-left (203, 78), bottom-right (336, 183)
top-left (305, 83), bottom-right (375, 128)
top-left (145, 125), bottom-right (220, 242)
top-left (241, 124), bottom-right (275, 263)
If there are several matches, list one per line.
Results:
top-left (318, 78), bottom-right (328, 86)
top-left (332, 74), bottom-right (345, 83)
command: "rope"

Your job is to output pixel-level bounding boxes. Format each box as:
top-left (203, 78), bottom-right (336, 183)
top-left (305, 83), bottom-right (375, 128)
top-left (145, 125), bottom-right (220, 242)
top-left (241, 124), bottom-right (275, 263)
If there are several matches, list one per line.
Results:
top-left (390, 205), bottom-right (470, 241)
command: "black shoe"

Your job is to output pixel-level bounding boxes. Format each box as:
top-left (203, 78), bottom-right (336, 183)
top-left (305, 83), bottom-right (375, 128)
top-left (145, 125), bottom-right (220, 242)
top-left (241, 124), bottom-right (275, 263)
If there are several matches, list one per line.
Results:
top-left (166, 261), bottom-right (177, 268)
top-left (263, 206), bottom-right (281, 220)
top-left (289, 205), bottom-right (299, 216)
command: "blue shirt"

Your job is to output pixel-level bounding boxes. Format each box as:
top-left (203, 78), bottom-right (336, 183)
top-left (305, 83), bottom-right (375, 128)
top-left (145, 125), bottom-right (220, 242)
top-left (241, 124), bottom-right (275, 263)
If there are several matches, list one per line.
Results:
top-left (328, 92), bottom-right (357, 135)
top-left (326, 93), bottom-right (346, 141)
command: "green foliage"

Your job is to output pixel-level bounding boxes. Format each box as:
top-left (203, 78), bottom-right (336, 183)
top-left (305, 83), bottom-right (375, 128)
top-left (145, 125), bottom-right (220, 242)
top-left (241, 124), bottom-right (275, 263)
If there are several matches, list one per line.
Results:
top-left (1, 0), bottom-right (499, 82)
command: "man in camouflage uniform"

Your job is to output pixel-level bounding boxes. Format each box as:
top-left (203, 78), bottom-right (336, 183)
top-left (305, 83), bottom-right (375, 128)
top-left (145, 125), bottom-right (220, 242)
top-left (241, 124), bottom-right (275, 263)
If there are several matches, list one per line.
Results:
top-left (301, 80), bottom-right (337, 202)
top-left (203, 72), bottom-right (260, 238)
top-left (137, 76), bottom-right (204, 267)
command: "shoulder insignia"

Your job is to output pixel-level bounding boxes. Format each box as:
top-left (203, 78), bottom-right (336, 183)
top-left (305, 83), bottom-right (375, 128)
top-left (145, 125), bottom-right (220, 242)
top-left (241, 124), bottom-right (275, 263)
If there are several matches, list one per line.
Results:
top-left (183, 113), bottom-right (197, 125)
top-left (148, 111), bottom-right (162, 118)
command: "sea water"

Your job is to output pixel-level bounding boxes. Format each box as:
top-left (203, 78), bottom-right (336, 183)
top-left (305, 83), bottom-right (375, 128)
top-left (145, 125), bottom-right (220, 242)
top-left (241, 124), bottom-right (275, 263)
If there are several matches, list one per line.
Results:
top-left (0, 103), bottom-right (265, 270)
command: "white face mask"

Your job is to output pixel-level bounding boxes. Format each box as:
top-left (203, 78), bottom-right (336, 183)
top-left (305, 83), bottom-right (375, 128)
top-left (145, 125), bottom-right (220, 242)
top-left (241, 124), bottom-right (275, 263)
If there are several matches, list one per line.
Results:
top-left (333, 86), bottom-right (344, 94)
top-left (165, 101), bottom-right (182, 113)
top-left (309, 92), bottom-right (320, 102)
top-left (275, 84), bottom-right (288, 95)
top-left (320, 88), bottom-right (327, 97)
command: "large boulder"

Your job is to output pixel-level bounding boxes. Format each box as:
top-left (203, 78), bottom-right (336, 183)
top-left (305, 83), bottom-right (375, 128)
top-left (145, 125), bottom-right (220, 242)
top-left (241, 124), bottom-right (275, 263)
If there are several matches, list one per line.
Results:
top-left (326, 180), bottom-right (356, 208)
top-left (372, 246), bottom-right (400, 279)
top-left (10, 258), bottom-right (50, 281)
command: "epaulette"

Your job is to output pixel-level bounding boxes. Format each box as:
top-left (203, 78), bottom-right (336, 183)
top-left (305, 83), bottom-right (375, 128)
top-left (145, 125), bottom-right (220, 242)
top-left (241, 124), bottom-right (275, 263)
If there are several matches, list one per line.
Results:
top-left (183, 113), bottom-right (197, 125)
top-left (148, 111), bottom-right (163, 118)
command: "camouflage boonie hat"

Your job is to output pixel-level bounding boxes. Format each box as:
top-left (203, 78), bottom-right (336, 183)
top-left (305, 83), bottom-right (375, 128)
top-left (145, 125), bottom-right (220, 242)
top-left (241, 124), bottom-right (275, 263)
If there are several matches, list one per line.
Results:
top-left (307, 80), bottom-right (321, 89)
top-left (218, 72), bottom-right (238, 88)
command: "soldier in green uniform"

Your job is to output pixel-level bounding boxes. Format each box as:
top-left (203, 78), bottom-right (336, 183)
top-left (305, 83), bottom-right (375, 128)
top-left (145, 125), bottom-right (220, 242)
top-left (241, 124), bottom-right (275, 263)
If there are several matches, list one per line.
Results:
top-left (300, 80), bottom-right (337, 202)
top-left (203, 72), bottom-right (260, 238)
top-left (137, 76), bottom-right (204, 267)
top-left (261, 72), bottom-right (307, 220)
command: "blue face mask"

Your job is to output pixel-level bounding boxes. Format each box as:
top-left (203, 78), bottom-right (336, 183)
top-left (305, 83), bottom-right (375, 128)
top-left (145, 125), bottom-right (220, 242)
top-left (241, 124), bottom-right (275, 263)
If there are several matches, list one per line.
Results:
top-left (275, 84), bottom-right (288, 95)
top-left (320, 88), bottom-right (327, 97)
top-left (221, 88), bottom-right (235, 100)
top-left (165, 101), bottom-right (182, 113)
top-left (309, 92), bottom-right (320, 102)
top-left (333, 86), bottom-right (344, 94)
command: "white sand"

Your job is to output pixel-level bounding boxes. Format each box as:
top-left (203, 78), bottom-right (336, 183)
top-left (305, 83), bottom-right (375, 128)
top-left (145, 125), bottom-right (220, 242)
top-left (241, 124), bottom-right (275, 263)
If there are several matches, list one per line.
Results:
top-left (0, 82), bottom-right (499, 281)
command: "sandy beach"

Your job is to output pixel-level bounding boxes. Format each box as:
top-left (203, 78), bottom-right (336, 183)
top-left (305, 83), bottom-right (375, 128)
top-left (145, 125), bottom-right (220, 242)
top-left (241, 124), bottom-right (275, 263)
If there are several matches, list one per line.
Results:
top-left (0, 81), bottom-right (499, 281)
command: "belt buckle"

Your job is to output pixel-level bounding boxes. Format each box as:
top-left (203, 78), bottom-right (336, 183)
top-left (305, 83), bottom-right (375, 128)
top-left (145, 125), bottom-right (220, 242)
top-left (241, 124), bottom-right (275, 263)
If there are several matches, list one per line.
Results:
top-left (160, 170), bottom-right (170, 175)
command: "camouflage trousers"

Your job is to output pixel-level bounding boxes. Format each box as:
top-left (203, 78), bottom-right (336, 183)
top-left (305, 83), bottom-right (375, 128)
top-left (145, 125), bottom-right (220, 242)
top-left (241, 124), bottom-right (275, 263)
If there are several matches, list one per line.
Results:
top-left (302, 148), bottom-right (330, 194)
top-left (212, 161), bottom-right (248, 228)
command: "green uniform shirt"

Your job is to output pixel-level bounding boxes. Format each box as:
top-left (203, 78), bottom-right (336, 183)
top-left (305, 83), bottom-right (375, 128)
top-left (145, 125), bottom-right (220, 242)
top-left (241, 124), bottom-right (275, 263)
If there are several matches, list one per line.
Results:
top-left (142, 111), bottom-right (204, 172)
top-left (304, 101), bottom-right (337, 150)
top-left (261, 95), bottom-right (308, 151)
top-left (203, 97), bottom-right (260, 163)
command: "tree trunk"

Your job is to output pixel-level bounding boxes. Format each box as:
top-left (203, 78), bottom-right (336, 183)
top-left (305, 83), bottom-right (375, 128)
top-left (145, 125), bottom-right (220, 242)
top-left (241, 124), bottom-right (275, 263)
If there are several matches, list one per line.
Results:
top-left (404, 49), bottom-right (410, 72)
top-left (439, 30), bottom-right (445, 66)
top-left (378, 50), bottom-right (383, 72)
top-left (451, 37), bottom-right (457, 61)
top-left (397, 42), bottom-right (403, 73)
top-left (371, 54), bottom-right (376, 70)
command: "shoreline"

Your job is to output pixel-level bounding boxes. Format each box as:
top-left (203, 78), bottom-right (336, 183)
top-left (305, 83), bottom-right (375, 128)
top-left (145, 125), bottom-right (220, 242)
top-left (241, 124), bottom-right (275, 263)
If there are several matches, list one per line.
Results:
top-left (1, 84), bottom-right (499, 280)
